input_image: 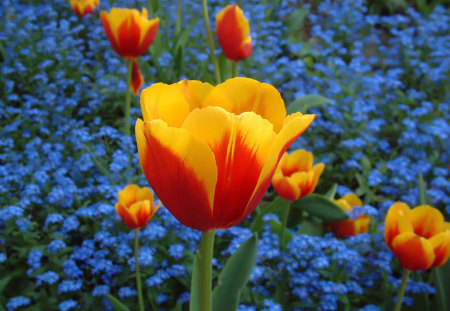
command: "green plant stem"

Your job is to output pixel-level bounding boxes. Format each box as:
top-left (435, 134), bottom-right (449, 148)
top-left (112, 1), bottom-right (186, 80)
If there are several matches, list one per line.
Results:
top-left (201, 0), bottom-right (221, 84)
top-left (279, 201), bottom-right (291, 252)
top-left (175, 0), bottom-right (182, 36)
top-left (231, 61), bottom-right (238, 78)
top-left (393, 269), bottom-right (410, 311)
top-left (147, 0), bottom-right (154, 18)
top-left (124, 59), bottom-right (133, 136)
top-left (134, 229), bottom-right (145, 311)
top-left (199, 230), bottom-right (216, 311)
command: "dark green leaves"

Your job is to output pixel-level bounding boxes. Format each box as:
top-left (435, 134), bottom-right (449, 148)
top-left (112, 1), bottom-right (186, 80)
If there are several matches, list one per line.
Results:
top-left (292, 194), bottom-right (348, 223)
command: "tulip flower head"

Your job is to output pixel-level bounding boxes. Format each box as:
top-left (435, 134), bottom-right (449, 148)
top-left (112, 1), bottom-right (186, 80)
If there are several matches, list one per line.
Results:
top-left (326, 194), bottom-right (370, 238)
top-left (216, 4), bottom-right (252, 62)
top-left (272, 149), bottom-right (324, 200)
top-left (70, 0), bottom-right (99, 17)
top-left (385, 202), bottom-right (450, 270)
top-left (136, 77), bottom-right (316, 231)
top-left (115, 184), bottom-right (161, 229)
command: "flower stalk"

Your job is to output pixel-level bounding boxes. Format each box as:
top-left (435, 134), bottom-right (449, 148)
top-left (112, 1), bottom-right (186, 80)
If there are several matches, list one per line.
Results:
top-left (124, 59), bottom-right (133, 136)
top-left (175, 0), bottom-right (182, 36)
top-left (231, 61), bottom-right (238, 78)
top-left (199, 230), bottom-right (216, 311)
top-left (201, 0), bottom-right (221, 83)
top-left (393, 269), bottom-right (410, 311)
top-left (134, 229), bottom-right (145, 311)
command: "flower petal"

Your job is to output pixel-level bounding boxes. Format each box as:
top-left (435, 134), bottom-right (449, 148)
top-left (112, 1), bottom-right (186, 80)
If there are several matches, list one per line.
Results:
top-left (392, 232), bottom-right (435, 270)
top-left (130, 59), bottom-right (144, 96)
top-left (118, 184), bottom-right (139, 207)
top-left (135, 119), bottom-right (217, 231)
top-left (341, 193), bottom-right (363, 207)
top-left (182, 106), bottom-right (276, 228)
top-left (203, 78), bottom-right (287, 133)
top-left (429, 231), bottom-right (450, 268)
top-left (272, 175), bottom-right (301, 201)
top-left (384, 202), bottom-right (411, 248)
top-left (407, 205), bottom-right (445, 239)
top-left (115, 203), bottom-right (138, 229)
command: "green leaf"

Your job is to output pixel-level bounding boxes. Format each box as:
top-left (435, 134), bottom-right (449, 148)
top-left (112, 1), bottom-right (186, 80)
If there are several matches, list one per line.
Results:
top-left (286, 95), bottom-right (331, 114)
top-left (292, 194), bottom-right (348, 223)
top-left (296, 219), bottom-right (324, 236)
top-left (172, 21), bottom-right (195, 54)
top-left (250, 196), bottom-right (290, 234)
top-left (218, 53), bottom-right (232, 81)
top-left (189, 251), bottom-right (201, 311)
top-left (150, 0), bottom-right (160, 13)
top-left (431, 261), bottom-right (450, 311)
top-left (106, 295), bottom-right (131, 311)
top-left (283, 7), bottom-right (309, 39)
top-left (361, 156), bottom-right (371, 176)
top-left (212, 234), bottom-right (258, 311)
top-left (171, 302), bottom-right (183, 311)
top-left (324, 183), bottom-right (338, 200)
top-left (270, 219), bottom-right (293, 245)
top-left (417, 174), bottom-right (432, 205)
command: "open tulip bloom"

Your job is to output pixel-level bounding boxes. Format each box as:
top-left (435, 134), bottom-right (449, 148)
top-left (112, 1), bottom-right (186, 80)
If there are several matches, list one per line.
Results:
top-left (70, 0), bottom-right (99, 17)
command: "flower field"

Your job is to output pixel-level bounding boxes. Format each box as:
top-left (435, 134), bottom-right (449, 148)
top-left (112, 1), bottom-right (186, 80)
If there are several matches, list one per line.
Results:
top-left (0, 0), bottom-right (449, 310)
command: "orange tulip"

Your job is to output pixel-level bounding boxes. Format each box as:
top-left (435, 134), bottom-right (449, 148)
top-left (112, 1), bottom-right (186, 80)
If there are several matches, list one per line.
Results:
top-left (100, 8), bottom-right (159, 59)
top-left (129, 59), bottom-right (144, 96)
top-left (325, 194), bottom-right (370, 238)
top-left (272, 149), bottom-right (324, 200)
top-left (115, 184), bottom-right (161, 229)
top-left (216, 4), bottom-right (252, 62)
top-left (70, 0), bottom-right (99, 17)
top-left (385, 202), bottom-right (450, 270)
top-left (135, 77), bottom-right (315, 231)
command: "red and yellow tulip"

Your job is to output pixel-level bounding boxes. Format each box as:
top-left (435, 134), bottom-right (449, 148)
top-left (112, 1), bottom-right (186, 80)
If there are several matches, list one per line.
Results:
top-left (115, 184), bottom-right (160, 229)
top-left (385, 202), bottom-right (450, 270)
top-left (70, 0), bottom-right (99, 17)
top-left (326, 194), bottom-right (370, 238)
top-left (272, 149), bottom-right (324, 200)
top-left (135, 77), bottom-right (315, 231)
top-left (216, 4), bottom-right (252, 62)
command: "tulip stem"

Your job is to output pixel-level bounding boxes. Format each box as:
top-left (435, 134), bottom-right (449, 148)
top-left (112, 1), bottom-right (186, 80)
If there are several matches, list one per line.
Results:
top-left (199, 230), bottom-right (216, 311)
top-left (201, 0), bottom-right (221, 84)
top-left (232, 61), bottom-right (238, 78)
top-left (134, 229), bottom-right (145, 311)
top-left (279, 201), bottom-right (291, 253)
top-left (147, 0), bottom-right (155, 18)
top-left (175, 0), bottom-right (182, 36)
top-left (393, 269), bottom-right (410, 311)
top-left (124, 59), bottom-right (133, 136)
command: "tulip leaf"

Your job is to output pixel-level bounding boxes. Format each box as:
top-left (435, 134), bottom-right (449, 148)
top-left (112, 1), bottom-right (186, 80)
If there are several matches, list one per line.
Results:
top-left (189, 251), bottom-right (201, 311)
top-left (287, 94), bottom-right (331, 114)
top-left (107, 295), bottom-right (131, 311)
top-left (297, 219), bottom-right (324, 236)
top-left (283, 7), bottom-right (309, 40)
top-left (172, 20), bottom-right (196, 54)
top-left (270, 219), bottom-right (293, 246)
top-left (431, 261), bottom-right (450, 311)
top-left (250, 196), bottom-right (290, 234)
top-left (417, 174), bottom-right (432, 205)
top-left (324, 183), bottom-right (338, 200)
top-left (218, 53), bottom-right (232, 81)
top-left (212, 234), bottom-right (258, 311)
top-left (293, 194), bottom-right (348, 223)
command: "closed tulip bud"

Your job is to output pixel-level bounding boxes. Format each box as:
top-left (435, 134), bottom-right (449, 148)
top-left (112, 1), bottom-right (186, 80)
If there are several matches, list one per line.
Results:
top-left (70, 0), bottom-right (99, 17)
top-left (272, 149), bottom-right (324, 200)
top-left (216, 4), bottom-right (252, 62)
top-left (100, 8), bottom-right (159, 59)
top-left (385, 202), bottom-right (450, 270)
top-left (136, 77), bottom-right (315, 231)
top-left (115, 184), bottom-right (160, 229)
top-left (326, 194), bottom-right (370, 238)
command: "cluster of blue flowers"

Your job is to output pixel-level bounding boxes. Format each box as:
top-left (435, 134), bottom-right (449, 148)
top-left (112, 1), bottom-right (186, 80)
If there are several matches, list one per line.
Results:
top-left (0, 0), bottom-right (448, 310)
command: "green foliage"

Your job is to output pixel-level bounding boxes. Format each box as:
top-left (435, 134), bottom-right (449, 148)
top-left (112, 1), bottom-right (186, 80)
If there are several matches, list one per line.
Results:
top-left (107, 295), bottom-right (131, 311)
top-left (286, 95), bottom-right (332, 114)
top-left (292, 194), bottom-right (349, 223)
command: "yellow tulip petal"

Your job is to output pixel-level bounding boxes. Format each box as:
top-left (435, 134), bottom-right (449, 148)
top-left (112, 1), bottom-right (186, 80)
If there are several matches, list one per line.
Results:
top-left (392, 232), bottom-right (435, 270)
top-left (407, 205), bottom-right (445, 239)
top-left (182, 106), bottom-right (275, 228)
top-left (341, 193), bottom-right (363, 207)
top-left (136, 187), bottom-right (154, 202)
top-left (118, 184), bottom-right (139, 207)
top-left (203, 78), bottom-right (287, 133)
top-left (272, 175), bottom-right (301, 201)
top-left (429, 231), bottom-right (450, 268)
top-left (355, 216), bottom-right (370, 234)
top-left (284, 149), bottom-right (313, 175)
top-left (140, 83), bottom-right (190, 127)
top-left (384, 202), bottom-right (411, 248)
top-left (174, 80), bottom-right (214, 110)
top-left (135, 119), bottom-right (217, 231)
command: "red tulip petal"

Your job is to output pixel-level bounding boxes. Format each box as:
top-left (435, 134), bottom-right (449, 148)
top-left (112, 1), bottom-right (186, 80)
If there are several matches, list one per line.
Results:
top-left (392, 232), bottom-right (435, 270)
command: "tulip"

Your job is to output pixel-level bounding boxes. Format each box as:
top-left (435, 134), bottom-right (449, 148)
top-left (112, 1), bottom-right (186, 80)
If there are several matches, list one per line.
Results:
top-left (325, 194), bottom-right (370, 238)
top-left (115, 184), bottom-right (160, 229)
top-left (272, 149), bottom-right (325, 200)
top-left (100, 8), bottom-right (159, 59)
top-left (70, 0), bottom-right (99, 17)
top-left (385, 202), bottom-right (450, 271)
top-left (129, 59), bottom-right (144, 96)
top-left (216, 4), bottom-right (252, 62)
top-left (136, 77), bottom-right (315, 232)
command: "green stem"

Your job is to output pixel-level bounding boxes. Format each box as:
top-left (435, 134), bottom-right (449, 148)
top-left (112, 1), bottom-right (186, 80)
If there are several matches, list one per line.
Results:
top-left (231, 61), bottom-right (238, 78)
top-left (134, 229), bottom-right (145, 311)
top-left (279, 201), bottom-right (291, 252)
top-left (393, 269), bottom-right (410, 311)
top-left (201, 0), bottom-right (221, 84)
top-left (124, 59), bottom-right (133, 136)
top-left (199, 230), bottom-right (216, 311)
top-left (175, 0), bottom-right (182, 36)
top-left (147, 0), bottom-right (155, 18)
